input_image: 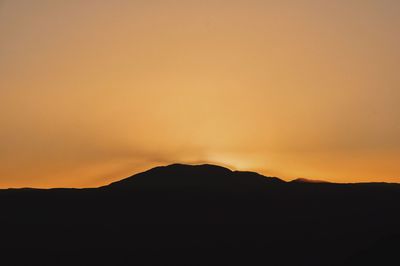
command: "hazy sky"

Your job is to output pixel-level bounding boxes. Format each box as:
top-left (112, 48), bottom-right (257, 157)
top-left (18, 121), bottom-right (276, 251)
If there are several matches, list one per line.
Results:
top-left (1, 0), bottom-right (399, 187)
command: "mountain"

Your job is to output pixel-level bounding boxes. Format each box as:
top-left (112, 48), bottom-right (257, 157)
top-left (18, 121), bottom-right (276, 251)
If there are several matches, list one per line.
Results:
top-left (0, 163), bottom-right (399, 266)
top-left (291, 177), bottom-right (331, 183)
top-left (106, 163), bottom-right (284, 190)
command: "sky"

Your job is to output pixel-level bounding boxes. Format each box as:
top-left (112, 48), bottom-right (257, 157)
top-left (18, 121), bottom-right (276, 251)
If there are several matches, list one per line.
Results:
top-left (1, 0), bottom-right (399, 188)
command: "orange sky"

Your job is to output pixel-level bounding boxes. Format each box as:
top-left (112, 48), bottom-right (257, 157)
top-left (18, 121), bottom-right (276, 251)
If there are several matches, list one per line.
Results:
top-left (1, 0), bottom-right (399, 188)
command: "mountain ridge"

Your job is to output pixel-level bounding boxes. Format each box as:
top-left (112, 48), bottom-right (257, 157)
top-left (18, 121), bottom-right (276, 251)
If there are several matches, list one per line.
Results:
top-left (0, 163), bottom-right (400, 266)
top-left (2, 163), bottom-right (400, 190)
top-left (105, 163), bottom-right (285, 190)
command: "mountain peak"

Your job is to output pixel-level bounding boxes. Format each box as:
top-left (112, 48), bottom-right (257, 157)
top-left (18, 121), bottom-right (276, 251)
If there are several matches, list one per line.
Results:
top-left (290, 178), bottom-right (330, 184)
top-left (161, 163), bottom-right (233, 173)
top-left (105, 163), bottom-right (284, 190)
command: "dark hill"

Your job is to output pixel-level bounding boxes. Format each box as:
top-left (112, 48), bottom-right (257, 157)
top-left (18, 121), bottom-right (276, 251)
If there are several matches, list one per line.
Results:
top-left (291, 177), bottom-right (331, 183)
top-left (0, 163), bottom-right (399, 266)
top-left (106, 163), bottom-right (284, 190)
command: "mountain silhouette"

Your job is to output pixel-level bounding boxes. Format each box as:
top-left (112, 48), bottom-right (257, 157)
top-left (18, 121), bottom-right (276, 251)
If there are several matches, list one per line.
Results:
top-left (106, 163), bottom-right (284, 190)
top-left (0, 163), bottom-right (399, 266)
top-left (291, 177), bottom-right (331, 183)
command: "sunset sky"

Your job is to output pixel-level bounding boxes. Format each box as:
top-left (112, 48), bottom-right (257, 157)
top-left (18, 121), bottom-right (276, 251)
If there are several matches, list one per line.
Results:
top-left (1, 0), bottom-right (399, 188)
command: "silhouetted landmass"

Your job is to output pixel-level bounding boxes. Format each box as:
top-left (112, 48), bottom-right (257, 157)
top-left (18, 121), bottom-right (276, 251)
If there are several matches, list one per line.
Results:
top-left (1, 163), bottom-right (399, 265)
top-left (290, 177), bottom-right (331, 183)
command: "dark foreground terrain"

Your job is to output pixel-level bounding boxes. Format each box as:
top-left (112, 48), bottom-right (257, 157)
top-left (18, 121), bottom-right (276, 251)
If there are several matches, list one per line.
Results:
top-left (1, 164), bottom-right (399, 265)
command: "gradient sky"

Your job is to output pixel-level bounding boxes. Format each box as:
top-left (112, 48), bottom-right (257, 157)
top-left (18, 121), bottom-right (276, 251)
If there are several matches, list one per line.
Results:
top-left (1, 0), bottom-right (399, 188)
